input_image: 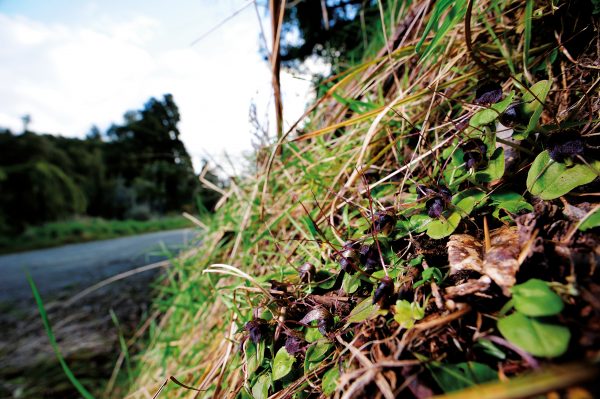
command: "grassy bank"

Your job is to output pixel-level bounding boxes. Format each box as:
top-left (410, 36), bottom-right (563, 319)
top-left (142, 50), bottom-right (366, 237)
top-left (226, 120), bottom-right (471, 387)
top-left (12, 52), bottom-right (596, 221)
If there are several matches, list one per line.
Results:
top-left (0, 216), bottom-right (194, 254)
top-left (70, 0), bottom-right (598, 398)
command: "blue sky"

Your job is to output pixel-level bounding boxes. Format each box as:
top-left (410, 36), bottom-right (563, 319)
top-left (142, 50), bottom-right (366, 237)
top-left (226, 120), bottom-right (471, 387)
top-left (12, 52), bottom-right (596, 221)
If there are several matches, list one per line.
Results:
top-left (0, 0), bottom-right (321, 172)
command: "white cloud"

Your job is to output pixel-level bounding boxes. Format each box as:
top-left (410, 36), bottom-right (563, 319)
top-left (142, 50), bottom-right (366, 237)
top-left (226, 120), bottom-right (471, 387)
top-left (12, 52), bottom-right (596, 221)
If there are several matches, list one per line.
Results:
top-left (0, 8), bottom-right (319, 174)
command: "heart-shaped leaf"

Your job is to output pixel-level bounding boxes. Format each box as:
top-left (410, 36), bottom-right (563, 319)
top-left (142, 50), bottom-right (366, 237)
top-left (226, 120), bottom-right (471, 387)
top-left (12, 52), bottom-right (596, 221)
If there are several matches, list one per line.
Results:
top-left (305, 325), bottom-right (324, 342)
top-left (511, 279), bottom-right (564, 316)
top-left (452, 189), bottom-right (487, 211)
top-left (424, 178), bottom-right (495, 240)
top-left (498, 311), bottom-right (570, 357)
top-left (490, 191), bottom-right (533, 220)
top-left (516, 80), bottom-right (551, 138)
top-left (426, 211), bottom-right (461, 239)
top-left (409, 214), bottom-right (432, 232)
top-left (272, 347), bottom-right (295, 381)
top-left (473, 147), bottom-right (505, 183)
top-left (527, 150), bottom-right (599, 199)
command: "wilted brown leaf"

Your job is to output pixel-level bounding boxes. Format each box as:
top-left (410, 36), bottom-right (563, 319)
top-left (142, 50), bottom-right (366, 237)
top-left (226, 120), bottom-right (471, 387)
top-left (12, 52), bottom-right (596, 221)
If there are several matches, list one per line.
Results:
top-left (447, 234), bottom-right (484, 274)
top-left (446, 226), bottom-right (520, 296)
top-left (485, 226), bottom-right (520, 295)
top-left (445, 275), bottom-right (492, 297)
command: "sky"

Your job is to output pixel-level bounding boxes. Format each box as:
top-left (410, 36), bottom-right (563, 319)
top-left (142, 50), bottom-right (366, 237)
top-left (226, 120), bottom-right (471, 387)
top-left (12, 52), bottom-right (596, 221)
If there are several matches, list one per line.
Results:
top-left (0, 0), bottom-right (324, 174)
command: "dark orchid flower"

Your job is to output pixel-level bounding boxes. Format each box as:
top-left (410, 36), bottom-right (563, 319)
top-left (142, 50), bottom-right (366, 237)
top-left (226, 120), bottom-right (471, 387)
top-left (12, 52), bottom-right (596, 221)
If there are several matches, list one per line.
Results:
top-left (462, 139), bottom-right (488, 170)
top-left (373, 276), bottom-right (395, 305)
top-left (245, 318), bottom-right (270, 344)
top-left (547, 131), bottom-right (585, 162)
top-left (475, 81), bottom-right (503, 105)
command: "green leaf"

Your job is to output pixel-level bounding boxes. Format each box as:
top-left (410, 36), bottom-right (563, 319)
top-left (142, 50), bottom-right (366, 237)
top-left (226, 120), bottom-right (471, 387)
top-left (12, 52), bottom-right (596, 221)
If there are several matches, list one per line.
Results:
top-left (498, 312), bottom-right (570, 357)
top-left (527, 151), bottom-right (599, 199)
top-left (305, 325), bottom-right (324, 343)
top-left (426, 212), bottom-right (461, 239)
top-left (346, 298), bottom-right (386, 324)
top-left (246, 341), bottom-right (265, 376)
top-left (429, 362), bottom-right (497, 393)
top-left (444, 149), bottom-right (469, 188)
top-left (322, 367), bottom-right (339, 396)
top-left (393, 300), bottom-right (425, 328)
top-left (452, 189), bottom-right (487, 211)
top-left (252, 373), bottom-right (271, 399)
top-left (342, 272), bottom-right (360, 294)
top-left (302, 215), bottom-right (318, 240)
top-left (511, 279), bottom-right (564, 316)
top-left (473, 147), bottom-right (505, 183)
top-left (240, 387), bottom-right (253, 399)
top-left (272, 347), bottom-right (295, 381)
top-left (412, 301), bottom-right (425, 320)
top-left (490, 191), bottom-right (533, 221)
top-left (579, 207), bottom-right (600, 231)
top-left (408, 255), bottom-right (424, 267)
top-left (518, 80), bottom-right (551, 137)
top-left (422, 267), bottom-right (443, 284)
top-left (522, 80), bottom-right (551, 114)
top-left (371, 267), bottom-right (402, 280)
top-left (453, 195), bottom-right (476, 215)
top-left (409, 214), bottom-right (432, 232)
top-left (523, 0), bottom-right (534, 73)
top-left (490, 191), bottom-right (524, 202)
top-left (306, 342), bottom-right (332, 363)
top-left (316, 269), bottom-right (337, 290)
top-left (394, 300), bottom-right (416, 328)
top-left (470, 92), bottom-right (515, 127)
top-left (304, 342), bottom-right (333, 372)
top-left (499, 199), bottom-right (532, 214)
top-left (475, 339), bottom-right (506, 360)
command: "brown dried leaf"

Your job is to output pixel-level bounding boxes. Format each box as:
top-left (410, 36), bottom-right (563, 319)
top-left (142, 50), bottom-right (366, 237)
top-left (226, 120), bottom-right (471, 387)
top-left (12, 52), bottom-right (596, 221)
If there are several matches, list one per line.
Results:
top-left (445, 276), bottom-right (491, 298)
top-left (447, 234), bottom-right (484, 275)
top-left (484, 226), bottom-right (520, 296)
top-left (446, 226), bottom-right (520, 296)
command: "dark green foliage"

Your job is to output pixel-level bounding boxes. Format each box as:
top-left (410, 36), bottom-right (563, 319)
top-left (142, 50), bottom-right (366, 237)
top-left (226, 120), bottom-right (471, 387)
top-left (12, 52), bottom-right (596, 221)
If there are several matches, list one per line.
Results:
top-left (275, 0), bottom-right (380, 69)
top-left (0, 94), bottom-right (220, 235)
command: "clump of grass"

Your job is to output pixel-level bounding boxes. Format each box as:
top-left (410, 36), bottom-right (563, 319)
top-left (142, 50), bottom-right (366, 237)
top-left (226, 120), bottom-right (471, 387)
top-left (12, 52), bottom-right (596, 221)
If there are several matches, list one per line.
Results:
top-left (124, 1), bottom-right (600, 398)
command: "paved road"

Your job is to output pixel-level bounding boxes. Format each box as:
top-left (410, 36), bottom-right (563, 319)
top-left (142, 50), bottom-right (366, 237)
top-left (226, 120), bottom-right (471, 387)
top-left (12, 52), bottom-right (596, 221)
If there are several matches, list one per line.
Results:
top-left (0, 228), bottom-right (197, 302)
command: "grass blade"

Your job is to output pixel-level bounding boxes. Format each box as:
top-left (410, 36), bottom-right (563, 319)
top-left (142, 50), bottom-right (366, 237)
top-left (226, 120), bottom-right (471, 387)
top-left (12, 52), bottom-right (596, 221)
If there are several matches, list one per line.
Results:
top-left (26, 272), bottom-right (95, 399)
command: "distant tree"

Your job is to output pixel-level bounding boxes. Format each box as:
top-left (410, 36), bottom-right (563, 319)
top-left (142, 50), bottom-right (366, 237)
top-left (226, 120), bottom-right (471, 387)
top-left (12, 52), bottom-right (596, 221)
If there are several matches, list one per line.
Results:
top-left (0, 95), bottom-right (221, 233)
top-left (21, 114), bottom-right (31, 133)
top-left (86, 125), bottom-right (102, 141)
top-left (271, 0), bottom-right (379, 69)
top-left (105, 94), bottom-right (199, 217)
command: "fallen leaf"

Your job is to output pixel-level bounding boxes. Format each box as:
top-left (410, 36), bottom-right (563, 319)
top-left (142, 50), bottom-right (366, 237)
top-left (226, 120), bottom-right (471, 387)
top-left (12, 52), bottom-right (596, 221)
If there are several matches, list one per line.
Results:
top-left (447, 234), bottom-right (484, 274)
top-left (446, 226), bottom-right (520, 296)
top-left (445, 276), bottom-right (491, 298)
top-left (485, 226), bottom-right (520, 295)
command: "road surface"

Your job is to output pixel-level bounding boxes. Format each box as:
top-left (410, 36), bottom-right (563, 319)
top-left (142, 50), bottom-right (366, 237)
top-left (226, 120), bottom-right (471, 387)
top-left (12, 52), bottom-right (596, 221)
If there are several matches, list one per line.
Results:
top-left (0, 228), bottom-right (197, 302)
